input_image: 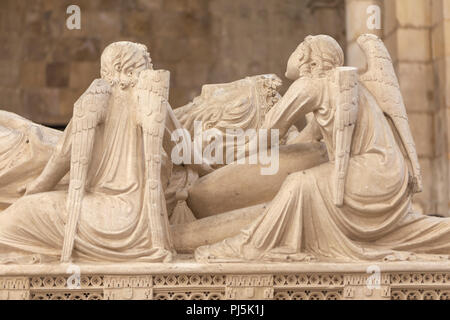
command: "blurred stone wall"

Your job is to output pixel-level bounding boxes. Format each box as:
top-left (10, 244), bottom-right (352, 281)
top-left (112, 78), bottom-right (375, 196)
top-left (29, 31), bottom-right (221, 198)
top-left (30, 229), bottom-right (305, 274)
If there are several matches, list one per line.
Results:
top-left (0, 0), bottom-right (345, 126)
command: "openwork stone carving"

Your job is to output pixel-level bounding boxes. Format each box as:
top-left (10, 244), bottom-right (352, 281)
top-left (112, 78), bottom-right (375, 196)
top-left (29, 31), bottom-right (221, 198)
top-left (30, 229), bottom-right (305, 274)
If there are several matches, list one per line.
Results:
top-left (0, 277), bottom-right (29, 300)
top-left (0, 265), bottom-right (449, 300)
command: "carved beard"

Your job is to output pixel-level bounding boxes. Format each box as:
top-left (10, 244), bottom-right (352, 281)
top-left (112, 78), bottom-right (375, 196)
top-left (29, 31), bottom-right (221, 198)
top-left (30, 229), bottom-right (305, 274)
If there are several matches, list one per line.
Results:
top-left (116, 65), bottom-right (153, 90)
top-left (118, 77), bottom-right (136, 90)
top-left (111, 84), bottom-right (132, 109)
top-left (102, 65), bottom-right (152, 91)
top-left (105, 73), bottom-right (138, 91)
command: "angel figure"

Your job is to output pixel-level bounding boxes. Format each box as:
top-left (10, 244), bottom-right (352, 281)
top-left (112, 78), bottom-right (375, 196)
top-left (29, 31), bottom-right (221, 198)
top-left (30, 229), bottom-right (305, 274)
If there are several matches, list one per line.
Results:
top-left (195, 34), bottom-right (450, 262)
top-left (0, 42), bottom-right (178, 263)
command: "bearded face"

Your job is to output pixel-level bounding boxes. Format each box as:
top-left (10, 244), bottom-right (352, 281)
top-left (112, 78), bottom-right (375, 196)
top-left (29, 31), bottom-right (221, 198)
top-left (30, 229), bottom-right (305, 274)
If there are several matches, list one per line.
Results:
top-left (100, 42), bottom-right (153, 91)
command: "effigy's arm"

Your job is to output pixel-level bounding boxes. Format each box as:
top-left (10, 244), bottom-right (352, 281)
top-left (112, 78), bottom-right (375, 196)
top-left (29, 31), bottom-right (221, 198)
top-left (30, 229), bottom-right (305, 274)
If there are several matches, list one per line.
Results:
top-left (60, 79), bottom-right (110, 262)
top-left (136, 69), bottom-right (173, 255)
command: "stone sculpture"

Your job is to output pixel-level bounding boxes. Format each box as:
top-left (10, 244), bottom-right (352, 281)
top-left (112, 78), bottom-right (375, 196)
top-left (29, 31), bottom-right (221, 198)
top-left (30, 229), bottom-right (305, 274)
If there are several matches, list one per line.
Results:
top-left (0, 42), bottom-right (179, 263)
top-left (195, 34), bottom-right (450, 263)
top-left (0, 111), bottom-right (64, 212)
top-left (0, 35), bottom-right (449, 268)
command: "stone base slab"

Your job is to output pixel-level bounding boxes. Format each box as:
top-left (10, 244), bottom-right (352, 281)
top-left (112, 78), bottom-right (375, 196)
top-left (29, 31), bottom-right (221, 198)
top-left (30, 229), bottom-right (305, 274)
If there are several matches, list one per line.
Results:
top-left (0, 260), bottom-right (449, 300)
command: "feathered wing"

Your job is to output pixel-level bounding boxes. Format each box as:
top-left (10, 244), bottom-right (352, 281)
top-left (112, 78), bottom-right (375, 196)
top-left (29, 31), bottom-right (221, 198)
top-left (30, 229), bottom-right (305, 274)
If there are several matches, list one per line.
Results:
top-left (61, 79), bottom-right (111, 262)
top-left (357, 34), bottom-right (422, 193)
top-left (334, 67), bottom-right (359, 207)
top-left (136, 69), bottom-right (173, 256)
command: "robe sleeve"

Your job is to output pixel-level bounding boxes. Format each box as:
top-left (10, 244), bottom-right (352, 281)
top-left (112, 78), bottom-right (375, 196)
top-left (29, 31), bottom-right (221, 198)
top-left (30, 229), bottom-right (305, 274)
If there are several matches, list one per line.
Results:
top-left (262, 78), bottom-right (322, 139)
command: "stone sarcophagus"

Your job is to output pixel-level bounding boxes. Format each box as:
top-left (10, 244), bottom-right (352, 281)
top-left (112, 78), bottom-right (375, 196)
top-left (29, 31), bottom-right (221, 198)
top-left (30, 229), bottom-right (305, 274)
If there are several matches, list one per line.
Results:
top-left (1, 35), bottom-right (450, 301)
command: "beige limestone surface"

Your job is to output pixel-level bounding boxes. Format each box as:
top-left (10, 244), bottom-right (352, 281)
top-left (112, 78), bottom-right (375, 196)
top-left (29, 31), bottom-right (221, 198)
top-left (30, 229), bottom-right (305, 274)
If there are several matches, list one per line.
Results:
top-left (1, 32), bottom-right (450, 300)
top-left (1, 35), bottom-right (450, 264)
top-left (0, 260), bottom-right (449, 300)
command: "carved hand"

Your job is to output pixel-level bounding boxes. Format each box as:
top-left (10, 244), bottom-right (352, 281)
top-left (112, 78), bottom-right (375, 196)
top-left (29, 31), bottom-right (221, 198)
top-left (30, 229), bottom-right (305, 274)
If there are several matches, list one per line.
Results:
top-left (21, 176), bottom-right (50, 196)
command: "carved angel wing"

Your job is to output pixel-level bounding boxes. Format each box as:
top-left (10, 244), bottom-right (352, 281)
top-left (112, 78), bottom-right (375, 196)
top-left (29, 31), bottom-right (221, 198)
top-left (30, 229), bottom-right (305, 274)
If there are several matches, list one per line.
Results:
top-left (357, 34), bottom-right (422, 193)
top-left (334, 67), bottom-right (359, 207)
top-left (136, 69), bottom-right (173, 256)
top-left (61, 78), bottom-right (111, 262)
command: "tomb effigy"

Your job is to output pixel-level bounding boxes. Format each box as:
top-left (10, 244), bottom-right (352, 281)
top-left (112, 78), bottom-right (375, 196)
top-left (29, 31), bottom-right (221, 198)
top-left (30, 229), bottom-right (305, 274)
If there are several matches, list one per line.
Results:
top-left (0, 36), bottom-right (449, 300)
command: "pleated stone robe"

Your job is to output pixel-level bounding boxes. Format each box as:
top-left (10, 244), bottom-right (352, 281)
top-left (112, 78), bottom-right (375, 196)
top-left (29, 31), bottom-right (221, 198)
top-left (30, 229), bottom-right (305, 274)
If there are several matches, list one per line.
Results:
top-left (0, 86), bottom-right (179, 263)
top-left (195, 76), bottom-right (450, 263)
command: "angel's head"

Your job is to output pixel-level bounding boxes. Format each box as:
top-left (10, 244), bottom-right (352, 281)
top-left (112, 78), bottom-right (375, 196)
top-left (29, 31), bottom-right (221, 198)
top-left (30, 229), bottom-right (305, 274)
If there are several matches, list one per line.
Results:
top-left (285, 35), bottom-right (344, 80)
top-left (100, 41), bottom-right (153, 90)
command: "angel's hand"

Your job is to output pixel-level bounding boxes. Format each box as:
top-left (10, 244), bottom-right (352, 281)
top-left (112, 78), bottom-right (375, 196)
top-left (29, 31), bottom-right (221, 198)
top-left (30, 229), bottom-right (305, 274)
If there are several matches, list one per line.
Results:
top-left (18, 176), bottom-right (50, 196)
top-left (24, 180), bottom-right (43, 196)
